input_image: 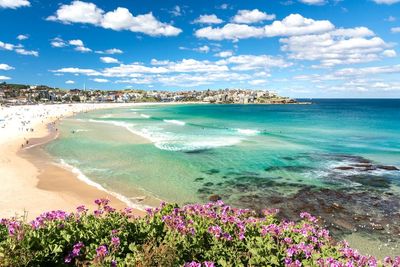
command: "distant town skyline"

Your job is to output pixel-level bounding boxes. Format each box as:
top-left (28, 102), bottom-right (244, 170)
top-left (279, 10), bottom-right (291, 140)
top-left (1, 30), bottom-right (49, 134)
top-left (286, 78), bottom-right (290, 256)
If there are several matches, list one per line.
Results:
top-left (0, 0), bottom-right (400, 98)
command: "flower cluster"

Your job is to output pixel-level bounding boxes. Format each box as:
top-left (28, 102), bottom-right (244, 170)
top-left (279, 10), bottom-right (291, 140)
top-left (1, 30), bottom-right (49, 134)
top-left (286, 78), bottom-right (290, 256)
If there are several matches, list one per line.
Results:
top-left (185, 261), bottom-right (215, 267)
top-left (0, 200), bottom-right (398, 266)
top-left (64, 242), bottom-right (84, 263)
top-left (31, 210), bottom-right (69, 229)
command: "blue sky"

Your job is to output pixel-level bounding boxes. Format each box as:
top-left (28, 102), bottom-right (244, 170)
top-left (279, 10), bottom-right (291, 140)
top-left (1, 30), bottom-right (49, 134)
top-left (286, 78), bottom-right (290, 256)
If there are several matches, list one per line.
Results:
top-left (0, 0), bottom-right (400, 97)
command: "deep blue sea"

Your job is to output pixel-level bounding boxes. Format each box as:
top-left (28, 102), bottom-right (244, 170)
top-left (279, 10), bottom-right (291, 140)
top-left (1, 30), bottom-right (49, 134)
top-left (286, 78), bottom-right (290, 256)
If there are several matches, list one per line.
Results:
top-left (45, 99), bottom-right (400, 256)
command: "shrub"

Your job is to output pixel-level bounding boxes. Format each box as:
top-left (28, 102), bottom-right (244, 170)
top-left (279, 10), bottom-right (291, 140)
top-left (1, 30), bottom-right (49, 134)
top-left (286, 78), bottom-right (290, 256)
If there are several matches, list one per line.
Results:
top-left (0, 199), bottom-right (399, 266)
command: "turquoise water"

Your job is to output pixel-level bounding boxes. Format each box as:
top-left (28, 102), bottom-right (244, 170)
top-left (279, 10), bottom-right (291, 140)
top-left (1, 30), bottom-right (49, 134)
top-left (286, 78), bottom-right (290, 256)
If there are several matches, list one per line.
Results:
top-left (45, 99), bottom-right (400, 252)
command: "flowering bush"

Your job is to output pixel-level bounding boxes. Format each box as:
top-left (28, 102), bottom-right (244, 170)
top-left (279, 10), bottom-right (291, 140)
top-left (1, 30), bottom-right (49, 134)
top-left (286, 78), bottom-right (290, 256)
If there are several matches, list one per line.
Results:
top-left (0, 199), bottom-right (399, 266)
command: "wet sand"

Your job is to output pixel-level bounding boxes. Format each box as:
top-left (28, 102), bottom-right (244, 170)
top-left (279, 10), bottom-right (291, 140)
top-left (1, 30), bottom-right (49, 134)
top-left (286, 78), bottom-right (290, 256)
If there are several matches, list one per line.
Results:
top-left (18, 122), bottom-right (145, 219)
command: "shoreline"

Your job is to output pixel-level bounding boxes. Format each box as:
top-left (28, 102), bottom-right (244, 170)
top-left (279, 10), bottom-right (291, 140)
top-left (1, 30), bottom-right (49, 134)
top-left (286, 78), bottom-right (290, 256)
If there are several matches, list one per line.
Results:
top-left (0, 102), bottom-right (192, 220)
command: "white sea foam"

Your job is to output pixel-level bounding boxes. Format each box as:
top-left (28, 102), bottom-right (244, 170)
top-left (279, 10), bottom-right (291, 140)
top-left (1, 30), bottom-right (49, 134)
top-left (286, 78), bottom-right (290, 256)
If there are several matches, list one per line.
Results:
top-left (155, 137), bottom-right (242, 152)
top-left (75, 129), bottom-right (89, 133)
top-left (89, 119), bottom-right (140, 137)
top-left (58, 159), bottom-right (151, 210)
top-left (235, 128), bottom-right (260, 135)
top-left (163, 119), bottom-right (186, 126)
top-left (100, 114), bottom-right (113, 118)
top-left (140, 114), bottom-right (151, 118)
top-left (83, 119), bottom-right (242, 152)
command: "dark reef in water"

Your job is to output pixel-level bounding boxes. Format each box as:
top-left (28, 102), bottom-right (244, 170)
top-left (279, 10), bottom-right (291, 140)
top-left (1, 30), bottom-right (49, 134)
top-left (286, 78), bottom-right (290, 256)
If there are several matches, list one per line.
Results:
top-left (195, 153), bottom-right (400, 244)
top-left (265, 165), bottom-right (315, 172)
top-left (203, 169), bottom-right (220, 175)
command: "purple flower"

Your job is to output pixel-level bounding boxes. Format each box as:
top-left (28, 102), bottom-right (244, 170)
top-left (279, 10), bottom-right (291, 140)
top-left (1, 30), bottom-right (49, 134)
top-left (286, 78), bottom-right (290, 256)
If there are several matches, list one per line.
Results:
top-left (71, 242), bottom-right (84, 256)
top-left (184, 261), bottom-right (201, 267)
top-left (94, 198), bottom-right (110, 206)
top-left (94, 209), bottom-right (104, 217)
top-left (208, 225), bottom-right (222, 239)
top-left (263, 208), bottom-right (280, 216)
top-left (64, 255), bottom-right (72, 263)
top-left (300, 212), bottom-right (318, 223)
top-left (76, 205), bottom-right (88, 213)
top-left (203, 261), bottom-right (215, 267)
top-left (104, 205), bottom-right (116, 213)
top-left (111, 229), bottom-right (119, 235)
top-left (111, 236), bottom-right (120, 247)
top-left (64, 242), bottom-right (84, 263)
top-left (284, 237), bottom-right (293, 244)
top-left (238, 232), bottom-right (245, 240)
top-left (96, 245), bottom-right (108, 258)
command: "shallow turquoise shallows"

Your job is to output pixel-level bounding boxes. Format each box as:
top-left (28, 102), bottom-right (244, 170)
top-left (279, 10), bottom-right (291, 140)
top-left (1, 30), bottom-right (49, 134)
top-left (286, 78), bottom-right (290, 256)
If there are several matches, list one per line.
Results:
top-left (45, 99), bottom-right (400, 254)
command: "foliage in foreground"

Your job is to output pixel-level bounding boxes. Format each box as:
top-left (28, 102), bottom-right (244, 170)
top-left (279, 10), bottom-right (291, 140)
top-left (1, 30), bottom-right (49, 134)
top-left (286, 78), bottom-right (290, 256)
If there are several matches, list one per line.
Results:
top-left (0, 199), bottom-right (399, 267)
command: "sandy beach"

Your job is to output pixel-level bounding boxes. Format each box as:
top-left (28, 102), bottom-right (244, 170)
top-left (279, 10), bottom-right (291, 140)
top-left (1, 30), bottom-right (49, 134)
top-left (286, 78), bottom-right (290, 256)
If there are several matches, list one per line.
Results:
top-left (0, 103), bottom-right (164, 220)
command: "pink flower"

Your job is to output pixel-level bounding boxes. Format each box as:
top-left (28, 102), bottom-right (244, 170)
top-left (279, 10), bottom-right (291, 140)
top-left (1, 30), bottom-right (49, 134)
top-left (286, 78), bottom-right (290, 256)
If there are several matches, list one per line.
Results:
top-left (96, 245), bottom-right (108, 258)
top-left (263, 208), bottom-right (280, 216)
top-left (300, 212), bottom-right (318, 223)
top-left (184, 261), bottom-right (201, 267)
top-left (76, 205), bottom-right (87, 213)
top-left (208, 225), bottom-right (222, 239)
top-left (111, 236), bottom-right (120, 247)
top-left (94, 198), bottom-right (110, 206)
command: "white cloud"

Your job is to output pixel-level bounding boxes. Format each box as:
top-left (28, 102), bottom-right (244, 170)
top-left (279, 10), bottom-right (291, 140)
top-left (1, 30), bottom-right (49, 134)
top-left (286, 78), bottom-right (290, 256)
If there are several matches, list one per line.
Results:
top-left (385, 16), bottom-right (396, 22)
top-left (334, 64), bottom-right (400, 76)
top-left (219, 3), bottom-right (229, 10)
top-left (292, 64), bottom-right (400, 94)
top-left (249, 79), bottom-right (268, 85)
top-left (373, 0), bottom-right (400, 4)
top-left (263, 14), bottom-right (334, 37)
top-left (17, 34), bottom-right (29, 41)
top-left (51, 52), bottom-right (295, 88)
top-left (195, 23), bottom-right (265, 41)
top-left (0, 63), bottom-right (14, 70)
top-left (195, 14), bottom-right (334, 41)
top-left (0, 41), bottom-right (14, 50)
top-left (170, 5), bottom-right (181, 17)
top-left (0, 0), bottom-right (30, 9)
top-left (15, 48), bottom-right (39, 57)
top-left (232, 9), bottom-right (275, 24)
top-left (0, 41), bottom-right (39, 57)
top-left (298, 0), bottom-right (326, 5)
top-left (100, 56), bottom-right (120, 64)
top-left (195, 45), bottom-right (210, 53)
top-left (92, 78), bottom-right (109, 83)
top-left (69, 39), bottom-right (84, 46)
top-left (194, 14), bottom-right (223, 24)
top-left (47, 1), bottom-right (103, 24)
top-left (51, 53), bottom-right (291, 88)
top-left (0, 75), bottom-right (11, 80)
top-left (95, 48), bottom-right (123, 54)
top-left (51, 37), bottom-right (67, 48)
top-left (382, 49), bottom-right (397, 57)
top-left (74, 46), bottom-right (92, 53)
top-left (391, 27), bottom-right (400, 33)
top-left (68, 39), bottom-right (92, 53)
top-left (215, 51), bottom-right (234, 58)
top-left (156, 72), bottom-right (252, 87)
top-left (65, 80), bottom-right (75, 84)
top-left (225, 55), bottom-right (291, 71)
top-left (52, 68), bottom-right (100, 76)
top-left (48, 1), bottom-right (181, 37)
top-left (280, 27), bottom-right (392, 66)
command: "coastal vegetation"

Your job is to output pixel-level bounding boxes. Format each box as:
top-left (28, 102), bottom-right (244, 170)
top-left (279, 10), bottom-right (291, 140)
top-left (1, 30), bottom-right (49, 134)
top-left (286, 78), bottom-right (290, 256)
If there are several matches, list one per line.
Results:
top-left (0, 199), bottom-right (398, 266)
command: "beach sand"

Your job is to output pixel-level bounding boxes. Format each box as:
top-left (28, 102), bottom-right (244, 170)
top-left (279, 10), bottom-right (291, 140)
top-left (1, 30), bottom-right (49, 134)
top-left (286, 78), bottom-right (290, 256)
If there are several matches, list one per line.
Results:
top-left (0, 103), bottom-right (158, 220)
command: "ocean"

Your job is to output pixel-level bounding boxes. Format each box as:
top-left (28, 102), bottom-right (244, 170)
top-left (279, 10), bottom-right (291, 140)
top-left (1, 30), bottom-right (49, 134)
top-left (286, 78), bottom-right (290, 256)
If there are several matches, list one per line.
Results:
top-left (45, 99), bottom-right (400, 256)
